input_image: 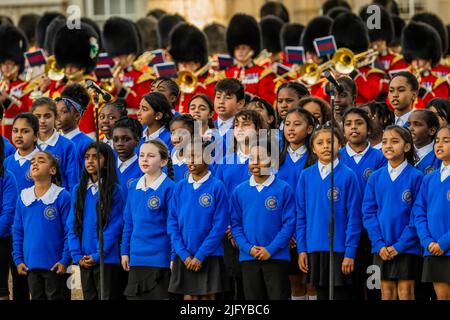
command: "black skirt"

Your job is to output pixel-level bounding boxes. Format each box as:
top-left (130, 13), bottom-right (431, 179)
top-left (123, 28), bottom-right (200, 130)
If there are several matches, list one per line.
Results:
top-left (422, 256), bottom-right (450, 284)
top-left (307, 252), bottom-right (353, 287)
top-left (124, 266), bottom-right (170, 300)
top-left (373, 253), bottom-right (421, 281)
top-left (289, 248), bottom-right (301, 275)
top-left (169, 255), bottom-right (229, 296)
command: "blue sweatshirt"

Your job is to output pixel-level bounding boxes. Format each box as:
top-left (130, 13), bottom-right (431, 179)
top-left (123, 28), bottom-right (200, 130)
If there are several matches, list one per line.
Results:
top-left (231, 176), bottom-right (295, 261)
top-left (121, 173), bottom-right (175, 267)
top-left (413, 169), bottom-right (450, 256)
top-left (67, 183), bottom-right (125, 265)
top-left (339, 145), bottom-right (387, 196)
top-left (296, 161), bottom-right (362, 259)
top-left (277, 150), bottom-right (308, 192)
top-left (214, 152), bottom-right (251, 195)
top-left (3, 136), bottom-right (15, 158)
top-left (116, 155), bottom-right (141, 199)
top-left (4, 149), bottom-right (39, 192)
top-left (416, 151), bottom-right (441, 175)
top-left (12, 184), bottom-right (71, 270)
top-left (0, 170), bottom-right (18, 238)
top-left (167, 173), bottom-right (229, 263)
top-left (38, 132), bottom-right (79, 192)
top-left (362, 163), bottom-right (423, 255)
top-left (65, 129), bottom-right (93, 173)
top-left (138, 127), bottom-right (173, 154)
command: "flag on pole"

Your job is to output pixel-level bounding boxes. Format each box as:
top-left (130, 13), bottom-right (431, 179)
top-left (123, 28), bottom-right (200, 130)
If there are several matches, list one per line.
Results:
top-left (275, 63), bottom-right (291, 76)
top-left (97, 52), bottom-right (115, 67)
top-left (313, 36), bottom-right (337, 57)
top-left (284, 46), bottom-right (305, 65)
top-left (95, 65), bottom-right (114, 79)
top-left (24, 49), bottom-right (46, 67)
top-left (149, 49), bottom-right (165, 66)
top-left (154, 62), bottom-right (178, 78)
top-left (217, 54), bottom-right (234, 70)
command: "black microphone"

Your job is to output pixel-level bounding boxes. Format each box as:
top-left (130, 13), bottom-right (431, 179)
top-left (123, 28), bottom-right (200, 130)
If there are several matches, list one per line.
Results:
top-left (86, 80), bottom-right (112, 102)
top-left (323, 71), bottom-right (344, 94)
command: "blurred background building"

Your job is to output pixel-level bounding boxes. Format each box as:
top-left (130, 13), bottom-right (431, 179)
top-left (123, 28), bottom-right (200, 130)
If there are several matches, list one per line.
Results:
top-left (1, 0), bottom-right (449, 27)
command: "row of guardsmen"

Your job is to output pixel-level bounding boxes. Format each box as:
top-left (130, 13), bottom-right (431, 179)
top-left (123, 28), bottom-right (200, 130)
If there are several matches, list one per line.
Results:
top-left (0, 0), bottom-right (449, 141)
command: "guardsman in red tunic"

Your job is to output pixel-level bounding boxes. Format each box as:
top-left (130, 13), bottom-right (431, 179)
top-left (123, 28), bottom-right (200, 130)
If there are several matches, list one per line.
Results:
top-left (53, 23), bottom-right (100, 135)
top-left (280, 23), bottom-right (304, 67)
top-left (224, 14), bottom-right (276, 104)
top-left (260, 15), bottom-right (285, 68)
top-left (103, 17), bottom-right (154, 118)
top-left (168, 22), bottom-right (215, 113)
top-left (411, 12), bottom-right (450, 78)
top-left (331, 12), bottom-right (385, 105)
top-left (402, 21), bottom-right (449, 109)
top-left (0, 25), bottom-right (32, 140)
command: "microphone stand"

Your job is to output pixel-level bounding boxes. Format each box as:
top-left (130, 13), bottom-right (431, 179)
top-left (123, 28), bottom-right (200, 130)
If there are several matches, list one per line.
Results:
top-left (329, 84), bottom-right (336, 301)
top-left (93, 92), bottom-right (105, 300)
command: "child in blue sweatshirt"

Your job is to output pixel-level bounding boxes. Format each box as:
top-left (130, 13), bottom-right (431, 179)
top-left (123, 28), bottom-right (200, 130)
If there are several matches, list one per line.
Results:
top-left (363, 125), bottom-right (423, 300)
top-left (0, 135), bottom-right (18, 300)
top-left (170, 114), bottom-right (195, 182)
top-left (340, 107), bottom-right (387, 300)
top-left (12, 151), bottom-right (71, 300)
top-left (99, 98), bottom-right (128, 148)
top-left (231, 139), bottom-right (295, 300)
top-left (296, 124), bottom-right (362, 300)
top-left (55, 84), bottom-right (93, 171)
top-left (168, 141), bottom-right (229, 300)
top-left (137, 92), bottom-right (173, 153)
top-left (31, 97), bottom-right (79, 192)
top-left (4, 113), bottom-right (40, 193)
top-left (67, 142), bottom-right (125, 300)
top-left (112, 117), bottom-right (143, 198)
top-left (277, 107), bottom-right (316, 300)
top-left (413, 125), bottom-right (450, 300)
top-left (121, 140), bottom-right (175, 300)
top-left (408, 110), bottom-right (441, 174)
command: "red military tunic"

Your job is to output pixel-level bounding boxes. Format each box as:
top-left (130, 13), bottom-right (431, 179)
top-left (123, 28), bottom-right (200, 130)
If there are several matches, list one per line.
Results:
top-left (431, 64), bottom-right (450, 78)
top-left (414, 71), bottom-right (449, 109)
top-left (1, 79), bottom-right (32, 140)
top-left (378, 52), bottom-right (410, 94)
top-left (177, 73), bottom-right (217, 114)
top-left (353, 66), bottom-right (385, 105)
top-left (225, 64), bottom-right (276, 104)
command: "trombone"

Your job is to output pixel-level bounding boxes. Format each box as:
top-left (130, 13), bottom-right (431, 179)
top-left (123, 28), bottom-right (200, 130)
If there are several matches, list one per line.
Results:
top-left (332, 48), bottom-right (379, 75)
top-left (177, 61), bottom-right (212, 94)
top-left (298, 60), bottom-right (334, 85)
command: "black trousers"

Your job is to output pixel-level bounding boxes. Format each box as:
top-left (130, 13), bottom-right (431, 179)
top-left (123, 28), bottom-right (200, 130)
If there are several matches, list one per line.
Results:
top-left (0, 237), bottom-right (29, 300)
top-left (27, 269), bottom-right (66, 300)
top-left (79, 264), bottom-right (118, 300)
top-left (241, 260), bottom-right (291, 300)
top-left (316, 286), bottom-right (353, 300)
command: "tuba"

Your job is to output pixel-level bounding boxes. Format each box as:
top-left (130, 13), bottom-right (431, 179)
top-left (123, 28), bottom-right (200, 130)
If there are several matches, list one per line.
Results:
top-left (332, 48), bottom-right (379, 75)
top-left (177, 61), bottom-right (212, 94)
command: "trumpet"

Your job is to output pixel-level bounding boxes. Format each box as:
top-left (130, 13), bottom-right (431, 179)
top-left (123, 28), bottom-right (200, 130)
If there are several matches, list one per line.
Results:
top-left (177, 62), bottom-right (212, 94)
top-left (332, 48), bottom-right (379, 75)
top-left (298, 60), bottom-right (334, 85)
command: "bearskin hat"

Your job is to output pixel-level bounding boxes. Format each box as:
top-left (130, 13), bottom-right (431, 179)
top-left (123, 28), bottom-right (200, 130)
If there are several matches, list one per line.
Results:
top-left (331, 12), bottom-right (369, 53)
top-left (402, 21), bottom-right (442, 66)
top-left (447, 25), bottom-right (450, 56)
top-left (0, 25), bottom-right (28, 73)
top-left (226, 14), bottom-right (261, 56)
top-left (203, 23), bottom-right (227, 54)
top-left (260, 15), bottom-right (284, 53)
top-left (81, 17), bottom-right (102, 51)
top-left (260, 1), bottom-right (290, 23)
top-left (359, 5), bottom-right (394, 43)
top-left (54, 22), bottom-right (99, 73)
top-left (157, 14), bottom-right (184, 49)
top-left (412, 12), bottom-right (448, 55)
top-left (321, 0), bottom-right (351, 15)
top-left (35, 12), bottom-right (64, 49)
top-left (103, 17), bottom-right (141, 57)
top-left (169, 23), bottom-right (208, 66)
top-left (326, 7), bottom-right (350, 20)
top-left (301, 16), bottom-right (333, 54)
top-left (390, 15), bottom-right (405, 47)
top-left (44, 16), bottom-right (66, 56)
top-left (136, 16), bottom-right (159, 51)
top-left (18, 13), bottom-right (41, 47)
top-left (281, 23), bottom-right (304, 49)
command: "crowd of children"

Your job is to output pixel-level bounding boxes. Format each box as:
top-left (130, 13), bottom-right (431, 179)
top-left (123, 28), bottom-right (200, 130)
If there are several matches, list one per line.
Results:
top-left (0, 69), bottom-right (449, 301)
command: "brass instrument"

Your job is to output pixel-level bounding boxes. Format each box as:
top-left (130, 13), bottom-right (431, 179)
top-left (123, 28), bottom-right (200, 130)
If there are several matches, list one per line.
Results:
top-left (132, 51), bottom-right (155, 72)
top-left (332, 48), bottom-right (379, 75)
top-left (46, 55), bottom-right (65, 81)
top-left (177, 62), bottom-right (212, 94)
top-left (253, 49), bottom-right (272, 67)
top-left (0, 65), bottom-right (19, 93)
top-left (273, 65), bottom-right (300, 83)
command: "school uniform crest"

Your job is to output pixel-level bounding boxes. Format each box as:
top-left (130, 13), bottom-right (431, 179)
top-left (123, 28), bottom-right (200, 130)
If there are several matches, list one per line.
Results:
top-left (265, 196), bottom-right (278, 211)
top-left (327, 187), bottom-right (341, 202)
top-left (199, 193), bottom-right (212, 207)
top-left (447, 190), bottom-right (450, 202)
top-left (127, 178), bottom-right (135, 189)
top-left (148, 195), bottom-right (161, 210)
top-left (25, 169), bottom-right (32, 181)
top-left (363, 168), bottom-right (374, 181)
top-left (43, 206), bottom-right (57, 221)
top-left (402, 189), bottom-right (413, 203)
top-left (424, 166), bottom-right (437, 174)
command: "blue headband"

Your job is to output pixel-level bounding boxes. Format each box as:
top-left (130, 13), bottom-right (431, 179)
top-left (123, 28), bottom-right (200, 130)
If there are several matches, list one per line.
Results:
top-left (60, 97), bottom-right (83, 115)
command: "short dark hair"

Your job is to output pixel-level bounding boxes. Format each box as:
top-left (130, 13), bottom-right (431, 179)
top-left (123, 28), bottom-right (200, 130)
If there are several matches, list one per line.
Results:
top-left (31, 97), bottom-right (57, 116)
top-left (13, 112), bottom-right (39, 135)
top-left (112, 117), bottom-right (143, 141)
top-left (343, 107), bottom-right (373, 133)
top-left (215, 78), bottom-right (245, 101)
top-left (104, 98), bottom-right (128, 118)
top-left (277, 81), bottom-right (310, 99)
top-left (60, 83), bottom-right (91, 109)
top-left (390, 71), bottom-right (419, 91)
top-left (426, 98), bottom-right (450, 124)
top-left (411, 109), bottom-right (440, 140)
